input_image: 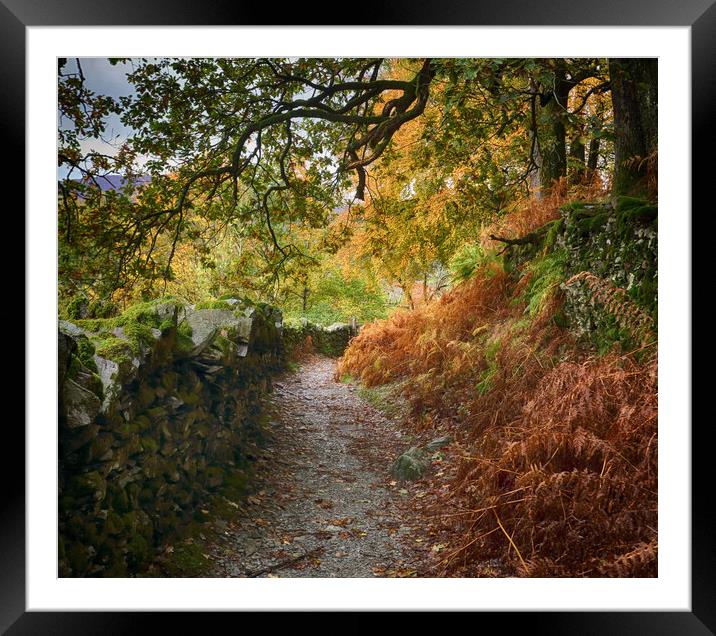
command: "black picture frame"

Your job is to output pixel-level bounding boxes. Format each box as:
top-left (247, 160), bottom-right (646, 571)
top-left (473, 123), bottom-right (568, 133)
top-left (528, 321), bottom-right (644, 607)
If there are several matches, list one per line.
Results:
top-left (5, 1), bottom-right (708, 632)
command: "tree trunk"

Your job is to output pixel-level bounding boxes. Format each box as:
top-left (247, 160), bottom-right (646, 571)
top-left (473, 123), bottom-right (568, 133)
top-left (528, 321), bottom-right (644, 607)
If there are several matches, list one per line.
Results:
top-left (401, 282), bottom-right (415, 310)
top-left (302, 286), bottom-right (309, 312)
top-left (587, 137), bottom-right (600, 177)
top-left (568, 130), bottom-right (586, 185)
top-left (539, 68), bottom-right (571, 191)
top-left (527, 80), bottom-right (543, 198)
top-left (609, 58), bottom-right (658, 196)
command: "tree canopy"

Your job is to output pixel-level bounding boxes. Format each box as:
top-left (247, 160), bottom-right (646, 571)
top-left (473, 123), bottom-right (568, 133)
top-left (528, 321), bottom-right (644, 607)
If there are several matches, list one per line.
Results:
top-left (58, 56), bottom-right (656, 318)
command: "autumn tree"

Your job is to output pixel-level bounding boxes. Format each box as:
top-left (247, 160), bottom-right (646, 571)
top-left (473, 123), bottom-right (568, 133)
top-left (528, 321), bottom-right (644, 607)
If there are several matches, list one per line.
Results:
top-left (58, 58), bottom-right (438, 299)
top-left (58, 56), bottom-right (657, 311)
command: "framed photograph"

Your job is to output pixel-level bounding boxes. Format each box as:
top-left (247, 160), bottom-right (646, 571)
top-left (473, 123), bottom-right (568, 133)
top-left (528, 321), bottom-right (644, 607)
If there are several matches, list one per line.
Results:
top-left (7, 0), bottom-right (708, 632)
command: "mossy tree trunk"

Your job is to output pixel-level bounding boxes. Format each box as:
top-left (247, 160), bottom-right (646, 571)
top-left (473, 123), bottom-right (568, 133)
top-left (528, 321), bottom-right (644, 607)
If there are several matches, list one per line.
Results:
top-left (609, 58), bottom-right (658, 196)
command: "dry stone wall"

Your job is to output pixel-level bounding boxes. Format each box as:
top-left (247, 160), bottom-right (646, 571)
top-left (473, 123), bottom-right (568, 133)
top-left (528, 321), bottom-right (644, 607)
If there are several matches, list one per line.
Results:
top-left (557, 197), bottom-right (657, 345)
top-left (503, 196), bottom-right (657, 349)
top-left (58, 298), bottom-right (284, 576)
top-left (282, 320), bottom-right (356, 357)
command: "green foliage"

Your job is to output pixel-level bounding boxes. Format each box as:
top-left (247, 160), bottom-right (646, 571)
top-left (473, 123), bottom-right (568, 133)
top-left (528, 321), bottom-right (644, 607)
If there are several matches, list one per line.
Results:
top-left (449, 243), bottom-right (502, 282)
top-left (522, 249), bottom-right (568, 317)
top-left (543, 218), bottom-right (565, 250)
top-left (475, 338), bottom-right (501, 395)
top-left (283, 265), bottom-right (388, 326)
top-left (194, 299), bottom-right (234, 310)
top-left (58, 57), bottom-right (613, 311)
top-left (590, 314), bottom-right (637, 356)
top-left (63, 296), bottom-right (87, 320)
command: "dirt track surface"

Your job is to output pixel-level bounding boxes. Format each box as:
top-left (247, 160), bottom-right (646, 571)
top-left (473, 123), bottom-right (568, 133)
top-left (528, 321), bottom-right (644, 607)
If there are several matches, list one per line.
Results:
top-left (208, 356), bottom-right (432, 578)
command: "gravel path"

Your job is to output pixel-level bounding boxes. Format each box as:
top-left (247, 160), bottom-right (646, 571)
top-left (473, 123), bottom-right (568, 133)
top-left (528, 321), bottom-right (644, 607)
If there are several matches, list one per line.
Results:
top-left (208, 355), bottom-right (430, 578)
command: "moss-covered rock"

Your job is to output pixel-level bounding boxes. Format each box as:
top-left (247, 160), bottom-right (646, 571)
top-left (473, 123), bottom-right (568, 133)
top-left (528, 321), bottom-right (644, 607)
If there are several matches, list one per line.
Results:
top-left (67, 471), bottom-right (107, 503)
top-left (391, 447), bottom-right (429, 481)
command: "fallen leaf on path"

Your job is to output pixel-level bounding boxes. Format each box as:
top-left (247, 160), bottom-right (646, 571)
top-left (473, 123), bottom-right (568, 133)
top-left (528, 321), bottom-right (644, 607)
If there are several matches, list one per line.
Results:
top-left (330, 517), bottom-right (353, 527)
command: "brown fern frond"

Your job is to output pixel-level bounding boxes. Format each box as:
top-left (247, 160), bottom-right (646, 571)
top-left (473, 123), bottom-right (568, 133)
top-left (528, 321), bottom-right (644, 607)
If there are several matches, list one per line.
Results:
top-left (596, 540), bottom-right (658, 577)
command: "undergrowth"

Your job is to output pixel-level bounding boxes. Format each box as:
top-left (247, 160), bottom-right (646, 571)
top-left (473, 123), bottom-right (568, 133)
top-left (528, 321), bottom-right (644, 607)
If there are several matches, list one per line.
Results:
top-left (339, 188), bottom-right (657, 578)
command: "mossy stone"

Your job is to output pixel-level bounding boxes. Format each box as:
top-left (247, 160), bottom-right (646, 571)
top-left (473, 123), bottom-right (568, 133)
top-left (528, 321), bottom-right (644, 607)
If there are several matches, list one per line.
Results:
top-left (391, 447), bottom-right (429, 481)
top-left (140, 435), bottom-right (160, 454)
top-left (147, 406), bottom-right (167, 421)
top-left (88, 433), bottom-right (113, 462)
top-left (205, 466), bottom-right (224, 489)
top-left (134, 414), bottom-right (152, 432)
top-left (137, 384), bottom-right (155, 408)
top-left (126, 535), bottom-right (150, 569)
top-left (67, 471), bottom-right (107, 503)
top-left (104, 510), bottom-right (124, 536)
top-left (66, 543), bottom-right (90, 574)
top-left (110, 485), bottom-right (130, 513)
